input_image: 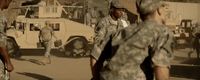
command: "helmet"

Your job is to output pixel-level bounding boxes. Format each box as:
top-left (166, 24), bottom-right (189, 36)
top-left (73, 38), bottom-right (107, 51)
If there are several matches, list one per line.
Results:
top-left (136, 0), bottom-right (164, 14)
top-left (110, 0), bottom-right (124, 9)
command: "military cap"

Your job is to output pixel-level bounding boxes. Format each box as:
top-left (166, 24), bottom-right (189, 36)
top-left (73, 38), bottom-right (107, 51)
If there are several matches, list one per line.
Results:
top-left (136, 0), bottom-right (164, 14)
top-left (110, 0), bottom-right (124, 9)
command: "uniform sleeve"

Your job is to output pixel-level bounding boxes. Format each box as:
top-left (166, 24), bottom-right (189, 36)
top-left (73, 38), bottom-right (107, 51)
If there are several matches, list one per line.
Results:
top-left (0, 34), bottom-right (7, 48)
top-left (152, 28), bottom-right (174, 68)
top-left (91, 20), bottom-right (108, 59)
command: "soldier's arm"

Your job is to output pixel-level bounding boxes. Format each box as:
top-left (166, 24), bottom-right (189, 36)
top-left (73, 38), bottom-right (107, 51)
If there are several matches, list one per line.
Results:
top-left (0, 47), bottom-right (14, 72)
top-left (52, 33), bottom-right (58, 40)
top-left (91, 19), bottom-right (107, 61)
top-left (38, 30), bottom-right (42, 42)
top-left (90, 19), bottom-right (107, 77)
top-left (90, 56), bottom-right (97, 77)
top-left (154, 66), bottom-right (169, 80)
top-left (51, 28), bottom-right (58, 40)
top-left (152, 28), bottom-right (174, 80)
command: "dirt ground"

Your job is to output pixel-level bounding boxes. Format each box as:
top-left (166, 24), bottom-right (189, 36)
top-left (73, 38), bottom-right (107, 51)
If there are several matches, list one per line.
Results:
top-left (8, 48), bottom-right (200, 80)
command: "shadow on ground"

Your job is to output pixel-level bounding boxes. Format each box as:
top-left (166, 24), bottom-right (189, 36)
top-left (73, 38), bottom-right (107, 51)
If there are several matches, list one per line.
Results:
top-left (171, 65), bottom-right (200, 80)
top-left (16, 72), bottom-right (53, 80)
top-left (18, 49), bottom-right (90, 59)
top-left (14, 58), bottom-right (45, 65)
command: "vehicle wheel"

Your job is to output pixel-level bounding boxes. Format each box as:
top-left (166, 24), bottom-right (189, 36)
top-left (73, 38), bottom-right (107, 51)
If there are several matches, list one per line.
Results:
top-left (64, 37), bottom-right (89, 57)
top-left (6, 38), bottom-right (21, 58)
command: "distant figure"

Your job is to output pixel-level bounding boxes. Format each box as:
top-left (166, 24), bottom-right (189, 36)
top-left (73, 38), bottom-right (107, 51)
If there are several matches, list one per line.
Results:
top-left (39, 21), bottom-right (57, 64)
top-left (189, 23), bottom-right (200, 59)
top-left (85, 8), bottom-right (92, 26)
top-left (73, 8), bottom-right (79, 19)
top-left (85, 7), bottom-right (100, 28)
top-left (0, 0), bottom-right (14, 80)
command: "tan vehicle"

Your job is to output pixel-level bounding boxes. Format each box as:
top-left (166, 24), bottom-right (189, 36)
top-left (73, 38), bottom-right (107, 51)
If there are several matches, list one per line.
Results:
top-left (173, 19), bottom-right (194, 49)
top-left (6, 0), bottom-right (94, 57)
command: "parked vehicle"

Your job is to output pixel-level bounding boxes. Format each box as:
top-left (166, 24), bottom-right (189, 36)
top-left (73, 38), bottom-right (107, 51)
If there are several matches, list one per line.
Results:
top-left (6, 0), bottom-right (94, 57)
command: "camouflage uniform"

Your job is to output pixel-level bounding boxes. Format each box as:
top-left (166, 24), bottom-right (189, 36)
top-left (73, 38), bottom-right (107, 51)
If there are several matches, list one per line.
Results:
top-left (0, 16), bottom-right (9, 80)
top-left (99, 20), bottom-right (174, 80)
top-left (91, 0), bottom-right (125, 60)
top-left (39, 26), bottom-right (54, 57)
top-left (91, 15), bottom-right (124, 60)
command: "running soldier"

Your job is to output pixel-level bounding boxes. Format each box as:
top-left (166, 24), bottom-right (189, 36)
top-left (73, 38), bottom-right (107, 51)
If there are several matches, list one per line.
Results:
top-left (0, 0), bottom-right (14, 80)
top-left (95, 0), bottom-right (174, 80)
top-left (39, 21), bottom-right (57, 64)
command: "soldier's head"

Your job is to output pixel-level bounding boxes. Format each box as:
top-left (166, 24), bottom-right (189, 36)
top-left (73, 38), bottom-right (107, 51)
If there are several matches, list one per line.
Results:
top-left (110, 0), bottom-right (125, 20)
top-left (136, 0), bottom-right (169, 24)
top-left (45, 21), bottom-right (50, 26)
top-left (0, 0), bottom-right (12, 10)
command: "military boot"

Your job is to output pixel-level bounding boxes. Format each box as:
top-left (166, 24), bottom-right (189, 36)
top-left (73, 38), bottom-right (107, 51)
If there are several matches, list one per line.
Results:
top-left (40, 56), bottom-right (51, 64)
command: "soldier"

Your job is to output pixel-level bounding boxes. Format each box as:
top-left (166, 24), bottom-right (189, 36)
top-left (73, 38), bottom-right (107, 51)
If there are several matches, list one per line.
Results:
top-left (39, 21), bottom-right (57, 64)
top-left (85, 7), bottom-right (100, 28)
top-left (85, 8), bottom-right (92, 26)
top-left (0, 0), bottom-right (14, 79)
top-left (90, 0), bottom-right (127, 79)
top-left (189, 23), bottom-right (200, 59)
top-left (94, 0), bottom-right (174, 80)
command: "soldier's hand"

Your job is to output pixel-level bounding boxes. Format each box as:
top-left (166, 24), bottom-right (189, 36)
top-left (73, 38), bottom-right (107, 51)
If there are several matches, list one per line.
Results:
top-left (6, 63), bottom-right (14, 72)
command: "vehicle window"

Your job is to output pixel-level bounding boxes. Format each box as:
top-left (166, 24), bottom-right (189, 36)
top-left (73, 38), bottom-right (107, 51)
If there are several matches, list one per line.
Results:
top-left (30, 23), bottom-right (40, 31)
top-left (15, 22), bottom-right (26, 34)
top-left (49, 23), bottom-right (60, 31)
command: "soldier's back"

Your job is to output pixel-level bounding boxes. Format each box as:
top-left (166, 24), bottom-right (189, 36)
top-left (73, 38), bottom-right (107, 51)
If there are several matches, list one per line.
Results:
top-left (100, 20), bottom-right (173, 80)
top-left (40, 26), bottom-right (53, 42)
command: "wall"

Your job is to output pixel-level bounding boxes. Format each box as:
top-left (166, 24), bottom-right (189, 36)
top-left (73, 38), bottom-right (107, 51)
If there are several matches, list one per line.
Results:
top-left (165, 2), bottom-right (200, 24)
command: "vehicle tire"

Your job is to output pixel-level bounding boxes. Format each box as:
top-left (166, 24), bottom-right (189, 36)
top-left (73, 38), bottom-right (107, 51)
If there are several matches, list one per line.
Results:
top-left (6, 37), bottom-right (21, 58)
top-left (64, 37), bottom-right (89, 57)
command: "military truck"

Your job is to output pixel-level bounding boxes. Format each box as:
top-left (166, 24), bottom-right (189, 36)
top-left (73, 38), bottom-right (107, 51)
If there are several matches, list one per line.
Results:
top-left (6, 0), bottom-right (94, 57)
top-left (172, 19), bottom-right (194, 48)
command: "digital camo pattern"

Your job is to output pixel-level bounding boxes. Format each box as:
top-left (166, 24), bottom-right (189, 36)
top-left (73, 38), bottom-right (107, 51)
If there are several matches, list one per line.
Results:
top-left (0, 16), bottom-right (8, 80)
top-left (100, 20), bottom-right (174, 80)
top-left (0, 16), bottom-right (7, 48)
top-left (0, 60), bottom-right (9, 80)
top-left (0, 16), bottom-right (6, 33)
top-left (91, 15), bottom-right (124, 60)
top-left (39, 26), bottom-right (54, 42)
top-left (39, 26), bottom-right (54, 57)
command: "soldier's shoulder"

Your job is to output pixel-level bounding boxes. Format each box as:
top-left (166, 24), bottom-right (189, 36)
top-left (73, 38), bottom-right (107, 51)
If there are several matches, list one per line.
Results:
top-left (114, 23), bottom-right (138, 40)
top-left (157, 25), bottom-right (173, 33)
top-left (97, 16), bottom-right (112, 26)
top-left (124, 24), bottom-right (138, 30)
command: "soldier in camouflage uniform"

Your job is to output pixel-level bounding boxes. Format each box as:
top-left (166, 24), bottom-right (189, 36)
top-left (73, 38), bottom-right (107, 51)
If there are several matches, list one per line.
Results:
top-left (39, 21), bottom-right (58, 64)
top-left (189, 23), bottom-right (200, 59)
top-left (0, 0), bottom-right (14, 80)
top-left (94, 0), bottom-right (174, 80)
top-left (90, 0), bottom-right (127, 79)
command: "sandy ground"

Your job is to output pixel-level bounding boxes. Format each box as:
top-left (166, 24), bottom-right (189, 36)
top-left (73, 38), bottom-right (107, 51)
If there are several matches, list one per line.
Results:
top-left (10, 56), bottom-right (92, 80)
top-left (8, 48), bottom-right (200, 80)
